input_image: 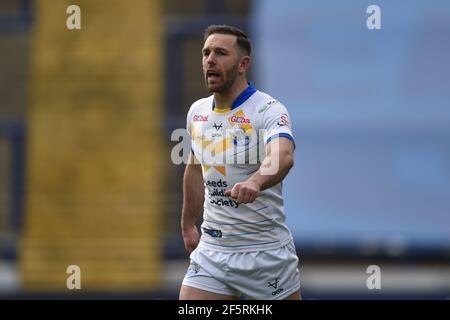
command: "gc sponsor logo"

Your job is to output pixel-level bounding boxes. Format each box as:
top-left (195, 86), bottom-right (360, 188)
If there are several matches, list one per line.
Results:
top-left (193, 115), bottom-right (209, 122)
top-left (230, 115), bottom-right (251, 124)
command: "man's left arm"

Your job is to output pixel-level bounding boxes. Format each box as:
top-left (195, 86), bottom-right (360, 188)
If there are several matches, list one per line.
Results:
top-left (225, 137), bottom-right (294, 204)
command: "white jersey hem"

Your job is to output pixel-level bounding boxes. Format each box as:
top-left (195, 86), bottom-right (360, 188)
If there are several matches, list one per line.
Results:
top-left (197, 236), bottom-right (294, 253)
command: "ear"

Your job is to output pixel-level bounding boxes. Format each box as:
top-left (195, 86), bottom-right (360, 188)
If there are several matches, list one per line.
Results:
top-left (238, 56), bottom-right (251, 73)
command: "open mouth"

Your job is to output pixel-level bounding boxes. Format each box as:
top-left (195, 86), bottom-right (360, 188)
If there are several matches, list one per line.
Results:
top-left (207, 70), bottom-right (221, 81)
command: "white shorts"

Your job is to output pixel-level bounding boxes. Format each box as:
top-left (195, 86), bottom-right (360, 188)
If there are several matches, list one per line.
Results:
top-left (182, 241), bottom-right (301, 300)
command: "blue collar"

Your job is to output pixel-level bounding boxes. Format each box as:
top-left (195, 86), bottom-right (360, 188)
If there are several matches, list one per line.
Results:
top-left (212, 82), bottom-right (257, 111)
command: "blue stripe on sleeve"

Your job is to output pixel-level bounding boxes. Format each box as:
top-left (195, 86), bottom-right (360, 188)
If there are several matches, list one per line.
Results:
top-left (266, 133), bottom-right (296, 149)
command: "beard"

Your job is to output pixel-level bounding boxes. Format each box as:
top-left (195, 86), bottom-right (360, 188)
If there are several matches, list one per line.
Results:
top-left (204, 63), bottom-right (239, 93)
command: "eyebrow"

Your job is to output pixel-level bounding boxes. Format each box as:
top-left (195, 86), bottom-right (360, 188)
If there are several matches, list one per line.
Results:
top-left (202, 46), bottom-right (230, 53)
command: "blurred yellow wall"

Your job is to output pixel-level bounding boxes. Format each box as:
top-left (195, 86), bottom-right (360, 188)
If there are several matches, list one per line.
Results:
top-left (20, 0), bottom-right (165, 291)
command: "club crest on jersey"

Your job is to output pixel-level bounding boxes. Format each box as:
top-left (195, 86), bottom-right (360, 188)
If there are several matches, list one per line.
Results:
top-left (193, 115), bottom-right (209, 122)
top-left (231, 127), bottom-right (251, 146)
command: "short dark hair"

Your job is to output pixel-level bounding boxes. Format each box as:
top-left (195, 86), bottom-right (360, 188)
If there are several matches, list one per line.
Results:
top-left (204, 25), bottom-right (252, 56)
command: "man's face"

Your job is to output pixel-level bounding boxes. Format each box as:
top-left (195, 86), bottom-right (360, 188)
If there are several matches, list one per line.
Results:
top-left (202, 34), bottom-right (244, 93)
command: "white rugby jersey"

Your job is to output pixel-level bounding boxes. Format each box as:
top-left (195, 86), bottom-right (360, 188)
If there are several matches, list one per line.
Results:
top-left (186, 83), bottom-right (296, 252)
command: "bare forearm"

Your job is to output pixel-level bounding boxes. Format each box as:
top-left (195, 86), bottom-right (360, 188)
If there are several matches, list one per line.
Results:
top-left (248, 151), bottom-right (294, 191)
top-left (225, 138), bottom-right (295, 204)
top-left (181, 164), bottom-right (204, 230)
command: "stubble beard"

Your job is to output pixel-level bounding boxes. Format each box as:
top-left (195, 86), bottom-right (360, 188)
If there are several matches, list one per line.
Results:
top-left (205, 64), bottom-right (239, 94)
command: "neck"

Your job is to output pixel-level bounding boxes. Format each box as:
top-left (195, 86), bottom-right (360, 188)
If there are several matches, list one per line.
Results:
top-left (214, 78), bottom-right (249, 109)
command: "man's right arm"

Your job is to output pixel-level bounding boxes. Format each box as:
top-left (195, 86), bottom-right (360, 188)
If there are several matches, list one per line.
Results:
top-left (181, 153), bottom-right (204, 253)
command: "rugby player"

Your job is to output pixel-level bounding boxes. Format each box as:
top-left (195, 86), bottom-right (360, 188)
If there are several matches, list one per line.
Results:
top-left (179, 25), bottom-right (301, 300)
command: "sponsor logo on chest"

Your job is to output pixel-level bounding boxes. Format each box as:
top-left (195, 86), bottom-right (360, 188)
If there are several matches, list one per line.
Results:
top-left (193, 114), bottom-right (209, 122)
top-left (229, 115), bottom-right (251, 124)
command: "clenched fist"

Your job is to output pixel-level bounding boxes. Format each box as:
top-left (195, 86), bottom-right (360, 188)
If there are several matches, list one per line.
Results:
top-left (224, 181), bottom-right (260, 204)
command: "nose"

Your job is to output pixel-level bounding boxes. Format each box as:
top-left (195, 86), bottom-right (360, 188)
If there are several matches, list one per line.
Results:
top-left (205, 52), bottom-right (216, 66)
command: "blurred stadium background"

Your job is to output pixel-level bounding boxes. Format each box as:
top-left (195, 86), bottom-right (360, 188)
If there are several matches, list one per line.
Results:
top-left (0, 0), bottom-right (449, 299)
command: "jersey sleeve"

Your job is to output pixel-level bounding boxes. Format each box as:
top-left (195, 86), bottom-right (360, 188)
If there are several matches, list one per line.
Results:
top-left (186, 98), bottom-right (206, 136)
top-left (186, 99), bottom-right (205, 160)
top-left (261, 101), bottom-right (295, 148)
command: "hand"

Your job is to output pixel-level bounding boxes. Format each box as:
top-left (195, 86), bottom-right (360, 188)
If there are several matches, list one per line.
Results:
top-left (224, 180), bottom-right (260, 204)
top-left (182, 225), bottom-right (200, 254)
